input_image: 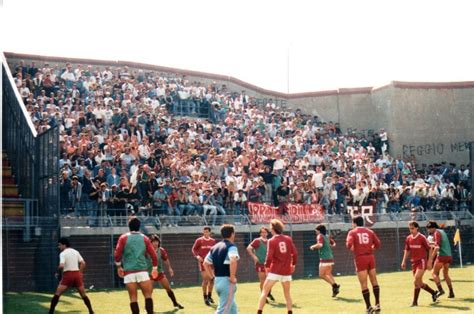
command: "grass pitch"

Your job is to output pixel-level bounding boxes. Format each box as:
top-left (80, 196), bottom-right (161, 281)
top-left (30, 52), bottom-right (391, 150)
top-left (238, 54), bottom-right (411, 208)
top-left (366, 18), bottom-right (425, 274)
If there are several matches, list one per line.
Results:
top-left (4, 266), bottom-right (474, 313)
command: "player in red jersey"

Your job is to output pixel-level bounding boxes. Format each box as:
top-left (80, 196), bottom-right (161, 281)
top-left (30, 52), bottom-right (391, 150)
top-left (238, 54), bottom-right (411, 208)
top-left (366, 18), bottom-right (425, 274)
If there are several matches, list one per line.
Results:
top-left (148, 234), bottom-right (184, 309)
top-left (48, 238), bottom-right (94, 314)
top-left (257, 219), bottom-right (297, 314)
top-left (401, 221), bottom-right (439, 306)
top-left (346, 216), bottom-right (381, 314)
top-left (247, 226), bottom-right (275, 302)
top-left (192, 226), bottom-right (217, 305)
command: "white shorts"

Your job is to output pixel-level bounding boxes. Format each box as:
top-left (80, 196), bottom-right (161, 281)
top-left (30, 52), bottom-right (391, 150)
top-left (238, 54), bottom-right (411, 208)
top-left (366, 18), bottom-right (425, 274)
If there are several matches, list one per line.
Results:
top-left (319, 262), bottom-right (334, 267)
top-left (267, 273), bottom-right (292, 282)
top-left (124, 271), bottom-right (150, 284)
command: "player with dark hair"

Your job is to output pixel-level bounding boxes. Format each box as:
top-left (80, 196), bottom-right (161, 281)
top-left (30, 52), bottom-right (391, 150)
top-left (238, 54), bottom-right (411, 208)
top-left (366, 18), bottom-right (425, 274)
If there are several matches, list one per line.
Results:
top-left (48, 237), bottom-right (94, 314)
top-left (257, 219), bottom-right (297, 314)
top-left (346, 216), bottom-right (381, 314)
top-left (426, 220), bottom-right (455, 298)
top-left (147, 234), bottom-right (184, 309)
top-left (247, 226), bottom-right (275, 302)
top-left (192, 226), bottom-right (217, 305)
top-left (401, 221), bottom-right (439, 306)
top-left (310, 224), bottom-right (340, 297)
top-left (203, 224), bottom-right (240, 314)
top-left (114, 217), bottom-right (158, 314)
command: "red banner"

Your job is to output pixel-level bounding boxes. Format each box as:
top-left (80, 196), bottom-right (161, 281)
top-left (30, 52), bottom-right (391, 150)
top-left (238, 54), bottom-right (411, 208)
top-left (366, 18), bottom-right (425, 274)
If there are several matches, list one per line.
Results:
top-left (248, 202), bottom-right (325, 224)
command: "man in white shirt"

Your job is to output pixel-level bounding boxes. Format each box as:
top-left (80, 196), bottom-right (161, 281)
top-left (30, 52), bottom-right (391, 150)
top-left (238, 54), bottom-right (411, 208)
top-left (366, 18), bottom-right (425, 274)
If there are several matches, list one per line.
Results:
top-left (49, 237), bottom-right (94, 314)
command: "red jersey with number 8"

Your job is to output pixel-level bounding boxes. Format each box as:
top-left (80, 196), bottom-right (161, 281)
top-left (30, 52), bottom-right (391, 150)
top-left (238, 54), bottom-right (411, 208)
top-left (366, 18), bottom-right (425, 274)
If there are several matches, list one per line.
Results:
top-left (265, 234), bottom-right (298, 276)
top-left (346, 227), bottom-right (381, 256)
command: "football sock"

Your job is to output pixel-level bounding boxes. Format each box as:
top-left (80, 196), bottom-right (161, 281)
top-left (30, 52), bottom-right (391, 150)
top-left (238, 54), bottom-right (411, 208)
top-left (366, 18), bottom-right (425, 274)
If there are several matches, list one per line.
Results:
top-left (436, 283), bottom-right (444, 292)
top-left (203, 294), bottom-right (208, 300)
top-left (145, 298), bottom-right (153, 314)
top-left (413, 288), bottom-right (421, 304)
top-left (422, 283), bottom-right (435, 294)
top-left (448, 284), bottom-right (454, 294)
top-left (332, 283), bottom-right (338, 288)
top-left (167, 290), bottom-right (178, 305)
top-left (130, 302), bottom-right (139, 314)
top-left (208, 292), bottom-right (213, 299)
top-left (362, 289), bottom-right (371, 308)
top-left (373, 285), bottom-right (380, 305)
top-left (257, 311), bottom-right (263, 314)
top-left (82, 296), bottom-right (94, 313)
top-left (49, 294), bottom-right (60, 314)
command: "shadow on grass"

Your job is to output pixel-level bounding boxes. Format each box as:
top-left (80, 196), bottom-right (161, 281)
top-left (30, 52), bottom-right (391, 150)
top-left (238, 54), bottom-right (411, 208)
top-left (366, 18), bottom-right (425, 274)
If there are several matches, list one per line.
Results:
top-left (268, 302), bottom-right (301, 309)
top-left (460, 298), bottom-right (474, 303)
top-left (5, 292), bottom-right (74, 314)
top-left (154, 310), bottom-right (178, 314)
top-left (335, 296), bottom-right (361, 303)
top-left (451, 279), bottom-right (474, 283)
top-left (431, 303), bottom-right (471, 311)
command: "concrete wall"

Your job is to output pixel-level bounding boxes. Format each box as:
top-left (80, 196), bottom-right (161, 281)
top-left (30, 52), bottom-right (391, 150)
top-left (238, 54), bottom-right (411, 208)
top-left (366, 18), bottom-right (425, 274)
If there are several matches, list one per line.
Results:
top-left (388, 84), bottom-right (474, 164)
top-left (5, 52), bottom-right (473, 165)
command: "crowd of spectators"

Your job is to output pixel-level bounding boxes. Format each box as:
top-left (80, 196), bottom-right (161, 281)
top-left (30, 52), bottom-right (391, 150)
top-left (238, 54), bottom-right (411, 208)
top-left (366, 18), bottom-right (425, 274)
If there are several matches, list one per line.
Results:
top-left (12, 60), bottom-right (473, 225)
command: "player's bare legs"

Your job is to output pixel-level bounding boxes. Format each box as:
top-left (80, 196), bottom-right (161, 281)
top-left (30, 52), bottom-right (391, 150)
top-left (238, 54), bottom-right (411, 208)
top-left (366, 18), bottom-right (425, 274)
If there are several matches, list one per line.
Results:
top-left (138, 280), bottom-right (154, 314)
top-left (257, 279), bottom-right (277, 312)
top-left (49, 284), bottom-right (69, 314)
top-left (357, 270), bottom-right (373, 312)
top-left (281, 281), bottom-right (293, 312)
top-left (201, 270), bottom-right (214, 305)
top-left (319, 265), bottom-right (336, 285)
top-left (159, 277), bottom-right (184, 308)
top-left (432, 260), bottom-right (444, 295)
top-left (442, 263), bottom-right (454, 297)
top-left (368, 268), bottom-right (380, 312)
top-left (76, 285), bottom-right (94, 313)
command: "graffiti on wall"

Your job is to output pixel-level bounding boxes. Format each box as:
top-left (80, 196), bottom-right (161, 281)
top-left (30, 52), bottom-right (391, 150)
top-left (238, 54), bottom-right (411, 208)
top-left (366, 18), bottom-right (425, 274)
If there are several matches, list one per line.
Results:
top-left (402, 141), bottom-right (472, 158)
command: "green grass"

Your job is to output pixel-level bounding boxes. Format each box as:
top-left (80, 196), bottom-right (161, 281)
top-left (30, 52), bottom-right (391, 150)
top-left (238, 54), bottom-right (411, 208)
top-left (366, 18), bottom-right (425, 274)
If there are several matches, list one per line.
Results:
top-left (4, 266), bottom-right (474, 313)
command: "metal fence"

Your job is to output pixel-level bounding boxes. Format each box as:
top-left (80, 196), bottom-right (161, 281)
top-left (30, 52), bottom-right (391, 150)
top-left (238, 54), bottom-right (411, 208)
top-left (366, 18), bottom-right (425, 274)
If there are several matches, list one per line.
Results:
top-left (2, 211), bottom-right (473, 291)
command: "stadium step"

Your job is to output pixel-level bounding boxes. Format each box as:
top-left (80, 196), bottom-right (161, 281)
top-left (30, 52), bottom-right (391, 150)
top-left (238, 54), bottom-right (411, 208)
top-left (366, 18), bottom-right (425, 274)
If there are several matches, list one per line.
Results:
top-left (2, 184), bottom-right (19, 198)
top-left (2, 201), bottom-right (25, 217)
top-left (2, 152), bottom-right (20, 198)
top-left (3, 166), bottom-right (12, 177)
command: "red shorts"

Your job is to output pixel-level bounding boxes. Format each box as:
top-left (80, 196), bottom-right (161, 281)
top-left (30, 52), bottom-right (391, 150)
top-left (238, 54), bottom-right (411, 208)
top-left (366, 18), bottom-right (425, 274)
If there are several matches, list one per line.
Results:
top-left (198, 261), bottom-right (205, 272)
top-left (354, 255), bottom-right (376, 272)
top-left (255, 263), bottom-right (265, 273)
top-left (411, 259), bottom-right (427, 274)
top-left (152, 272), bottom-right (166, 282)
top-left (436, 256), bottom-right (452, 265)
top-left (60, 271), bottom-right (84, 288)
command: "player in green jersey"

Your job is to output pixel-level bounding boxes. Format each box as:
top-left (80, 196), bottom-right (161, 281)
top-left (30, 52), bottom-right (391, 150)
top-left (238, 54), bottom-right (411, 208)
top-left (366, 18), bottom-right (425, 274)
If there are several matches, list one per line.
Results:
top-left (148, 234), bottom-right (184, 310)
top-left (426, 221), bottom-right (455, 298)
top-left (310, 224), bottom-right (340, 297)
top-left (247, 226), bottom-right (275, 302)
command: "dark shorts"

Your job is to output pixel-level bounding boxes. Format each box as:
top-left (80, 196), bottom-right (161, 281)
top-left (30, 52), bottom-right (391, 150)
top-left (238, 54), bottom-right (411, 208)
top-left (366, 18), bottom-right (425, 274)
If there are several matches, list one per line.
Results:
top-left (255, 263), bottom-right (265, 273)
top-left (60, 271), bottom-right (84, 288)
top-left (411, 259), bottom-right (427, 274)
top-left (354, 255), bottom-right (376, 272)
top-left (436, 256), bottom-right (452, 265)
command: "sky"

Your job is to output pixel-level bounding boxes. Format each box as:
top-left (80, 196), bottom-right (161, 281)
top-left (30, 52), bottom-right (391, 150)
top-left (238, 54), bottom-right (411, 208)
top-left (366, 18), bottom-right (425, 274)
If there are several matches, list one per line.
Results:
top-left (2, 0), bottom-right (474, 93)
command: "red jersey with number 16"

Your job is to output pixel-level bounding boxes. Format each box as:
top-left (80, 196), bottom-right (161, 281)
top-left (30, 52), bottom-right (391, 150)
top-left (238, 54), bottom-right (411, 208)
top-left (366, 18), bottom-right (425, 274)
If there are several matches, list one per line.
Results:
top-left (346, 227), bottom-right (381, 256)
top-left (265, 234), bottom-right (298, 276)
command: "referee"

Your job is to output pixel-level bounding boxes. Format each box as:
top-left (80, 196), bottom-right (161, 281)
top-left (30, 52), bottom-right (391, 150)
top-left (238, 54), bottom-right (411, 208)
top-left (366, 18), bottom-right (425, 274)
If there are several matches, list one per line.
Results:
top-left (203, 224), bottom-right (240, 314)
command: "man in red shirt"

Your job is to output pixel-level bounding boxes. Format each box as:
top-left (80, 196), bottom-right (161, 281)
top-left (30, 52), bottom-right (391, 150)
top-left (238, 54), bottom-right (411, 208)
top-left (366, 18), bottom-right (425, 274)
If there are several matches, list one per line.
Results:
top-left (346, 216), bottom-right (381, 314)
top-left (257, 219), bottom-right (297, 314)
top-left (191, 226), bottom-right (217, 305)
top-left (401, 221), bottom-right (439, 306)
